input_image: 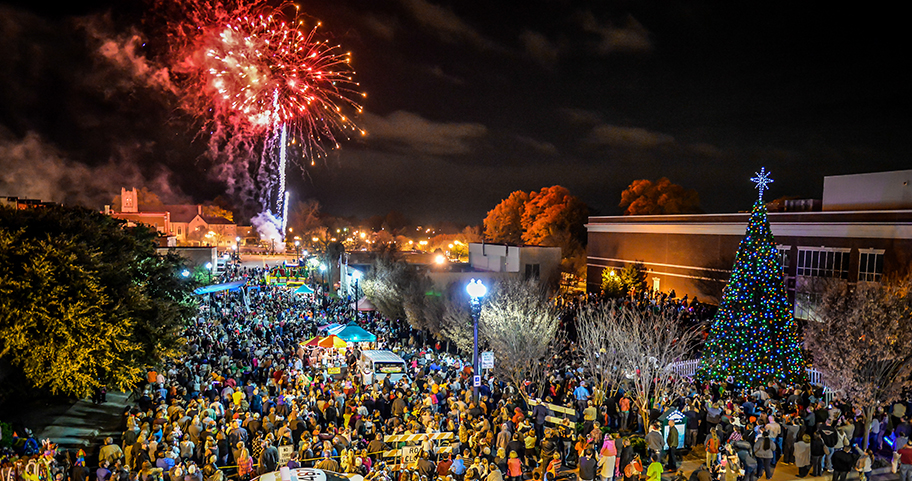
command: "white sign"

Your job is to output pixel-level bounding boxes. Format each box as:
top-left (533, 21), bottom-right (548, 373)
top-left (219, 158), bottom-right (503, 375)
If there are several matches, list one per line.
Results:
top-left (480, 351), bottom-right (494, 369)
top-left (278, 445), bottom-right (294, 465)
top-left (400, 446), bottom-right (421, 465)
top-left (473, 375), bottom-right (481, 387)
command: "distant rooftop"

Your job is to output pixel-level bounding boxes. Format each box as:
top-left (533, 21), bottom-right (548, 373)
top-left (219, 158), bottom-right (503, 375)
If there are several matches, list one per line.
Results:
top-left (823, 169), bottom-right (912, 211)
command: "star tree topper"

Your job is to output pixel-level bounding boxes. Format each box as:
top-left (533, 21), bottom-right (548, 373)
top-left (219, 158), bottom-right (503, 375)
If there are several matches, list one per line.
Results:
top-left (751, 167), bottom-right (774, 201)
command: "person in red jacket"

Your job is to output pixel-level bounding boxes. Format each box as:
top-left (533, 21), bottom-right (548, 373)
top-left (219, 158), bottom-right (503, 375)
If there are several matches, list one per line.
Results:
top-left (507, 451), bottom-right (523, 481)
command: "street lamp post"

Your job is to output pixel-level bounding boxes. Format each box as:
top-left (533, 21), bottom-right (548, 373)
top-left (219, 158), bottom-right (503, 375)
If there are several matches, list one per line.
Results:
top-left (205, 262), bottom-right (213, 283)
top-left (466, 278), bottom-right (487, 404)
top-left (294, 240), bottom-right (300, 262)
top-left (351, 269), bottom-right (362, 319)
top-left (319, 263), bottom-right (327, 308)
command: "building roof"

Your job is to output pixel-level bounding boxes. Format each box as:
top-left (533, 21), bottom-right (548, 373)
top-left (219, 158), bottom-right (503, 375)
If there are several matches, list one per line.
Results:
top-left (587, 209), bottom-right (912, 240)
top-left (201, 215), bottom-right (234, 225)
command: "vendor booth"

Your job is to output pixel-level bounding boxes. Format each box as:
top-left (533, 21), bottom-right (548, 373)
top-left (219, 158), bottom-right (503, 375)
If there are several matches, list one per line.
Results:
top-left (333, 324), bottom-right (377, 344)
top-left (350, 296), bottom-right (376, 312)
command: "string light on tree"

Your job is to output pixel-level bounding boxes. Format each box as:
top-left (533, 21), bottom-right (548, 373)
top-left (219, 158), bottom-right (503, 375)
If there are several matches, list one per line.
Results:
top-left (750, 167), bottom-right (774, 201)
top-left (697, 168), bottom-right (807, 386)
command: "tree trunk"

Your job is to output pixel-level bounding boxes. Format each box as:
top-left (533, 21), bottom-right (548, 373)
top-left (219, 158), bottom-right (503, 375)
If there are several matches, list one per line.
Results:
top-left (862, 407), bottom-right (874, 451)
top-left (639, 403), bottom-right (650, 434)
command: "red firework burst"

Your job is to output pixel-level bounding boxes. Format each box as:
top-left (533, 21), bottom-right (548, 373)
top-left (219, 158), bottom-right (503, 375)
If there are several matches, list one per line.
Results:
top-left (161, 0), bottom-right (364, 157)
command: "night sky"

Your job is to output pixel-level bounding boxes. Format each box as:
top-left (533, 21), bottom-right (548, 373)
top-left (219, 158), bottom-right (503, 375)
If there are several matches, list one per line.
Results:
top-left (0, 0), bottom-right (908, 225)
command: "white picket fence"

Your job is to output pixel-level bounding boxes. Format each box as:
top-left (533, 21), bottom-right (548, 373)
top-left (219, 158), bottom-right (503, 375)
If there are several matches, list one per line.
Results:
top-left (665, 359), bottom-right (838, 403)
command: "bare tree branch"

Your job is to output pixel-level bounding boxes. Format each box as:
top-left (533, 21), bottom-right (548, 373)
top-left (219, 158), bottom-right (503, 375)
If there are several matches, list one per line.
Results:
top-left (804, 279), bottom-right (912, 449)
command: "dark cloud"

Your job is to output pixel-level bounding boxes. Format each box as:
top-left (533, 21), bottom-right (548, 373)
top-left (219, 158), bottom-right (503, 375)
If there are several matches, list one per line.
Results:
top-left (587, 124), bottom-right (674, 149)
top-left (520, 30), bottom-right (560, 68)
top-left (361, 14), bottom-right (397, 40)
top-left (0, 129), bottom-right (185, 206)
top-left (361, 110), bottom-right (487, 155)
top-left (425, 65), bottom-right (465, 85)
top-left (558, 108), bottom-right (604, 126)
top-left (578, 12), bottom-right (652, 54)
top-left (398, 0), bottom-right (505, 52)
top-left (515, 135), bottom-right (559, 156)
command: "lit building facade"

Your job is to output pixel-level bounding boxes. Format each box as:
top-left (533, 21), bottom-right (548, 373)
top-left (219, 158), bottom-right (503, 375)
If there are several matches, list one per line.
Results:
top-left (586, 170), bottom-right (912, 320)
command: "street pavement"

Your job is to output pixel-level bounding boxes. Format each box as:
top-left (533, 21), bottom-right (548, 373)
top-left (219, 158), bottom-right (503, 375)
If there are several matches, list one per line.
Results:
top-left (37, 391), bottom-right (130, 460)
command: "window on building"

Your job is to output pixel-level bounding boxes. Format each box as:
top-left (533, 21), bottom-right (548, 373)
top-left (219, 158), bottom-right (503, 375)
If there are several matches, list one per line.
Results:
top-left (858, 249), bottom-right (885, 282)
top-left (524, 263), bottom-right (540, 280)
top-left (796, 248), bottom-right (850, 279)
top-left (777, 246), bottom-right (791, 274)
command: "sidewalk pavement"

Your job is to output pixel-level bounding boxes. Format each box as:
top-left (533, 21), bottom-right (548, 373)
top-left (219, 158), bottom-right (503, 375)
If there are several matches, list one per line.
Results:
top-left (37, 391), bottom-right (131, 459)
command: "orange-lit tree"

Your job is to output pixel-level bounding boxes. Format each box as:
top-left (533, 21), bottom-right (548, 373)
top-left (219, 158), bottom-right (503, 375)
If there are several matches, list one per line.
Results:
top-left (620, 178), bottom-right (701, 215)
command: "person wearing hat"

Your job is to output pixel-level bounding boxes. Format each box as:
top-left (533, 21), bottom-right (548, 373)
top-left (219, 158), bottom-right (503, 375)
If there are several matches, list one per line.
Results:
top-left (71, 450), bottom-right (90, 481)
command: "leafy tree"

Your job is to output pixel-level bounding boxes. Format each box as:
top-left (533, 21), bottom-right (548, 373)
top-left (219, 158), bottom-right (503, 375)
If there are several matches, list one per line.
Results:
top-left (619, 262), bottom-right (647, 294)
top-left (804, 279), bottom-right (912, 450)
top-left (0, 205), bottom-right (195, 397)
top-left (601, 268), bottom-right (627, 298)
top-left (620, 178), bottom-right (701, 215)
top-left (201, 204), bottom-right (234, 222)
top-left (484, 186), bottom-right (589, 282)
top-left (483, 190), bottom-right (530, 244)
top-left (521, 186), bottom-right (587, 247)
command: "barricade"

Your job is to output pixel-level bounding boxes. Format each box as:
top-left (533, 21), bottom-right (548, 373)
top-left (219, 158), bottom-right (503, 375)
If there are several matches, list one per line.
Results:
top-left (527, 399), bottom-right (578, 426)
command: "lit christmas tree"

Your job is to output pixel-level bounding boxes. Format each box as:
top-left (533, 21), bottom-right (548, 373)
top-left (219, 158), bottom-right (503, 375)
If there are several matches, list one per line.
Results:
top-left (697, 168), bottom-right (807, 386)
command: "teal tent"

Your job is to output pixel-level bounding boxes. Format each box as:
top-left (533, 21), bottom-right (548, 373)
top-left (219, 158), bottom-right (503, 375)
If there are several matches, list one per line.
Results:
top-left (294, 284), bottom-right (315, 294)
top-left (334, 324), bottom-right (377, 343)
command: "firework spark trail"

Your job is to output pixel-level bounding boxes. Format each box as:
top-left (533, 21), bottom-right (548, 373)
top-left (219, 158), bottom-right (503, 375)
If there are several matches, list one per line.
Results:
top-left (157, 0), bottom-right (365, 237)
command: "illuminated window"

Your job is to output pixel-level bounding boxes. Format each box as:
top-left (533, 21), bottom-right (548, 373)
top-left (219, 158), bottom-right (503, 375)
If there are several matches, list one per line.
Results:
top-left (777, 245), bottom-right (791, 274)
top-left (858, 249), bottom-right (884, 282)
top-left (796, 247), bottom-right (850, 279)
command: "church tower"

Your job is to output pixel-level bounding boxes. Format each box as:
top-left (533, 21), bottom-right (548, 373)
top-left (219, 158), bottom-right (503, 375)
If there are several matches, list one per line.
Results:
top-left (121, 187), bottom-right (138, 213)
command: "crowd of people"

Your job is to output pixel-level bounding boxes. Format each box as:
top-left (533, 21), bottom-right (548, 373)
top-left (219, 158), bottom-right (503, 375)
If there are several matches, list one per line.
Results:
top-left (3, 262), bottom-right (912, 481)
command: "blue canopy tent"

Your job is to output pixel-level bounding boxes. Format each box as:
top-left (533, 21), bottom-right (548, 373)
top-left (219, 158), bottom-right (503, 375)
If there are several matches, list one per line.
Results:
top-left (334, 324), bottom-right (377, 343)
top-left (318, 323), bottom-right (343, 333)
top-left (193, 280), bottom-right (247, 295)
top-left (294, 284), bottom-right (315, 294)
top-left (193, 280), bottom-right (250, 312)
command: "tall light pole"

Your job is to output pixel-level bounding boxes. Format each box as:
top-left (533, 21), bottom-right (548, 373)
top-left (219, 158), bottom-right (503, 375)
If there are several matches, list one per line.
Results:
top-left (294, 240), bottom-right (300, 262)
top-left (466, 278), bottom-right (487, 404)
top-left (319, 263), bottom-right (327, 308)
top-left (205, 262), bottom-right (213, 284)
